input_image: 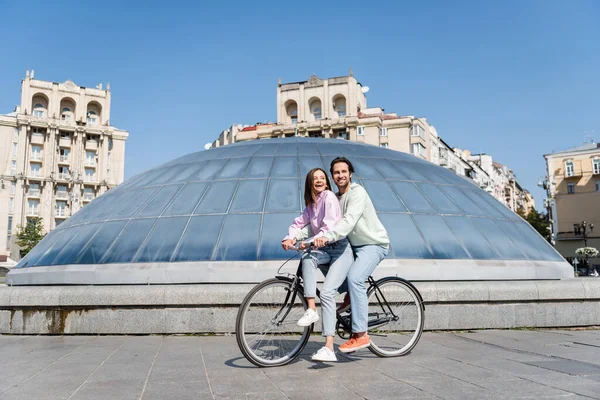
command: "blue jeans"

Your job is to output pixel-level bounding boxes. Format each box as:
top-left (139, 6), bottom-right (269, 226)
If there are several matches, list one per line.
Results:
top-left (340, 245), bottom-right (389, 333)
top-left (302, 239), bottom-right (353, 337)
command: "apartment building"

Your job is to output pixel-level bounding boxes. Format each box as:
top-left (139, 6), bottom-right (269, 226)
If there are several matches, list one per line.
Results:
top-left (211, 72), bottom-right (533, 214)
top-left (0, 70), bottom-right (129, 260)
top-left (543, 142), bottom-right (600, 268)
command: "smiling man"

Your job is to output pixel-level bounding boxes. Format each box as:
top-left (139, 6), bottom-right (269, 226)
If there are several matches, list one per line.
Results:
top-left (313, 157), bottom-right (390, 353)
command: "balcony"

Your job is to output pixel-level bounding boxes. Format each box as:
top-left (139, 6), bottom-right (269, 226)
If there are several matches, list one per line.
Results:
top-left (31, 133), bottom-right (45, 145)
top-left (58, 155), bottom-right (70, 164)
top-left (85, 159), bottom-right (97, 168)
top-left (57, 173), bottom-right (71, 181)
top-left (30, 153), bottom-right (43, 162)
top-left (84, 175), bottom-right (96, 183)
top-left (59, 137), bottom-right (71, 148)
top-left (55, 208), bottom-right (68, 218)
top-left (29, 170), bottom-right (42, 178)
top-left (563, 161), bottom-right (583, 178)
top-left (56, 191), bottom-right (68, 200)
top-left (27, 189), bottom-right (40, 198)
top-left (85, 140), bottom-right (98, 151)
top-left (439, 150), bottom-right (449, 166)
top-left (82, 192), bottom-right (95, 202)
top-left (27, 208), bottom-right (39, 216)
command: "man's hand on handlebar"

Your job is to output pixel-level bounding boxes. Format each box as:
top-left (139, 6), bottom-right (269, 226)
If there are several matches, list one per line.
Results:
top-left (314, 236), bottom-right (329, 248)
top-left (281, 238), bottom-right (297, 250)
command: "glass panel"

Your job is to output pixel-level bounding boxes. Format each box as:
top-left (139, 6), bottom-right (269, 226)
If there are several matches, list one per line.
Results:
top-left (214, 214), bottom-right (261, 261)
top-left (370, 158), bottom-right (411, 180)
top-left (52, 223), bottom-right (103, 265)
top-left (393, 162), bottom-right (429, 182)
top-left (259, 213), bottom-right (299, 260)
top-left (171, 215), bottom-right (224, 262)
top-left (271, 157), bottom-right (298, 178)
top-left (76, 220), bottom-right (128, 264)
top-left (135, 184), bottom-right (183, 218)
top-left (379, 213), bottom-right (432, 258)
top-left (299, 156), bottom-right (326, 182)
top-left (254, 144), bottom-right (279, 156)
top-left (361, 180), bottom-right (407, 212)
top-left (514, 222), bottom-right (563, 261)
top-left (130, 168), bottom-right (167, 188)
top-left (438, 186), bottom-right (487, 217)
top-left (170, 162), bottom-right (208, 183)
top-left (32, 227), bottom-right (81, 266)
top-left (416, 183), bottom-right (462, 214)
top-left (276, 143), bottom-right (297, 155)
top-left (101, 219), bottom-right (156, 264)
top-left (265, 179), bottom-right (300, 212)
top-left (316, 142), bottom-right (344, 155)
top-left (460, 189), bottom-right (506, 219)
top-left (350, 158), bottom-right (382, 179)
top-left (242, 157), bottom-right (274, 178)
top-left (193, 180), bottom-right (238, 214)
top-left (230, 180), bottom-right (267, 212)
top-left (494, 220), bottom-right (545, 260)
top-left (389, 181), bottom-right (436, 213)
top-left (217, 157), bottom-right (251, 179)
top-left (152, 163), bottom-right (191, 185)
top-left (162, 182), bottom-right (208, 216)
top-left (111, 187), bottom-right (160, 219)
top-left (471, 190), bottom-right (519, 220)
top-left (418, 164), bottom-right (470, 186)
top-left (412, 215), bottom-right (469, 259)
top-left (15, 232), bottom-right (60, 268)
top-left (83, 188), bottom-right (136, 222)
top-left (444, 217), bottom-right (500, 259)
top-left (189, 159), bottom-right (228, 181)
top-left (297, 143), bottom-right (319, 155)
top-left (470, 218), bottom-right (526, 259)
top-left (134, 217), bottom-right (189, 262)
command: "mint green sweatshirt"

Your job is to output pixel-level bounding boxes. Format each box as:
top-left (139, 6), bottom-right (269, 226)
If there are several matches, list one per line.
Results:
top-left (324, 183), bottom-right (389, 247)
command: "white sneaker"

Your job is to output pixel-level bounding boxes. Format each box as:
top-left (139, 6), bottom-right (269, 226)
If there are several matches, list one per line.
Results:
top-left (311, 346), bottom-right (337, 362)
top-left (297, 308), bottom-right (319, 327)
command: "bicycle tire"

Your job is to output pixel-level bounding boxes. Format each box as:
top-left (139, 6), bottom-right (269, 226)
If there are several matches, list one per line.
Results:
top-left (366, 277), bottom-right (424, 357)
top-left (236, 277), bottom-right (312, 367)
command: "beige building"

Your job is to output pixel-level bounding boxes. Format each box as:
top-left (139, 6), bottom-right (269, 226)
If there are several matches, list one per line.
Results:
top-left (0, 70), bottom-right (129, 261)
top-left (212, 72), bottom-right (533, 214)
top-left (543, 142), bottom-right (600, 270)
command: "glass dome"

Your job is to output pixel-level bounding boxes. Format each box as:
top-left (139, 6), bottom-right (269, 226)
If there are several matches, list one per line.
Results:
top-left (8, 138), bottom-right (571, 285)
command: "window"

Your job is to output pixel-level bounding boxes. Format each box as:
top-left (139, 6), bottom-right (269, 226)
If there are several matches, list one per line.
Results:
top-left (10, 181), bottom-right (16, 195)
top-left (59, 148), bottom-right (69, 162)
top-left (411, 143), bottom-right (426, 158)
top-left (61, 114), bottom-right (71, 122)
top-left (28, 199), bottom-right (39, 215)
top-left (593, 158), bottom-right (600, 175)
top-left (83, 187), bottom-right (95, 201)
top-left (86, 151), bottom-right (96, 166)
top-left (30, 163), bottom-right (40, 177)
top-left (7, 216), bottom-right (12, 234)
top-left (336, 130), bottom-right (348, 140)
top-left (56, 201), bottom-right (67, 217)
top-left (379, 127), bottom-right (388, 137)
top-left (87, 111), bottom-right (98, 125)
top-left (31, 145), bottom-right (41, 161)
top-left (8, 198), bottom-right (14, 214)
top-left (55, 219), bottom-right (64, 227)
top-left (596, 180), bottom-right (600, 192)
top-left (56, 185), bottom-right (68, 199)
top-left (11, 160), bottom-right (16, 175)
top-left (380, 143), bottom-right (389, 148)
top-left (12, 143), bottom-right (18, 158)
top-left (357, 126), bottom-right (365, 136)
top-left (85, 168), bottom-right (95, 180)
top-left (336, 104), bottom-right (346, 117)
top-left (28, 183), bottom-right (40, 197)
top-left (567, 183), bottom-right (575, 194)
top-left (411, 125), bottom-right (426, 139)
top-left (13, 128), bottom-right (19, 142)
top-left (108, 138), bottom-right (113, 151)
top-left (58, 166), bottom-right (69, 180)
top-left (62, 107), bottom-right (71, 113)
top-left (565, 160), bottom-right (574, 177)
top-left (60, 132), bottom-right (70, 139)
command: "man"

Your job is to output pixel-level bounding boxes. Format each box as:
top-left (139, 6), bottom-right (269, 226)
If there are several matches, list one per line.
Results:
top-left (314, 157), bottom-right (390, 353)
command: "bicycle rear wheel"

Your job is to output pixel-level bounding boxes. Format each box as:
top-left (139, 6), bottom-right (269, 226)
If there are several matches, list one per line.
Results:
top-left (236, 277), bottom-right (311, 367)
top-left (367, 277), bottom-right (424, 357)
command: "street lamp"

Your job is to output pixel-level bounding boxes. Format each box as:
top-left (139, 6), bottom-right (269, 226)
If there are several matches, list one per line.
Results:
top-left (575, 221), bottom-right (595, 274)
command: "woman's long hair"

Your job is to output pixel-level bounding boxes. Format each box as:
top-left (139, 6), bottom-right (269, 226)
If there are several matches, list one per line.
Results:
top-left (304, 168), bottom-right (332, 206)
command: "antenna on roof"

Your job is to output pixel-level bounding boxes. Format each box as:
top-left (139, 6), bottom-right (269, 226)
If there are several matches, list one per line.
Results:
top-left (584, 130), bottom-right (595, 144)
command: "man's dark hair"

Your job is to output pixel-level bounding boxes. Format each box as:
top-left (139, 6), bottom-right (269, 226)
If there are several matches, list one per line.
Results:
top-left (330, 157), bottom-right (355, 175)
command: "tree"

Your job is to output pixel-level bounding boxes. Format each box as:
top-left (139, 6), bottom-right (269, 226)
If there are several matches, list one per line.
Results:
top-left (15, 217), bottom-right (46, 257)
top-left (517, 207), bottom-right (551, 243)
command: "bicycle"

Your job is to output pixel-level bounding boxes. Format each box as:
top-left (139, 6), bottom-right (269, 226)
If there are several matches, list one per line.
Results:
top-left (235, 242), bottom-right (425, 367)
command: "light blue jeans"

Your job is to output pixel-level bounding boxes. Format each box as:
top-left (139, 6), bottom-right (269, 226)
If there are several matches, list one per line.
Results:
top-left (339, 244), bottom-right (389, 333)
top-left (302, 238), bottom-right (353, 337)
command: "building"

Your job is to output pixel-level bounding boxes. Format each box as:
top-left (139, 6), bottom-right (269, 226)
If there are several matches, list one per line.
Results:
top-left (0, 70), bottom-right (129, 261)
top-left (211, 72), bottom-right (533, 214)
top-left (543, 142), bottom-right (600, 271)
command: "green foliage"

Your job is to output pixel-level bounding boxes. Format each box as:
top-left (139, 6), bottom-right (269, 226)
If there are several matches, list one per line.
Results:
top-left (518, 207), bottom-right (551, 243)
top-left (15, 217), bottom-right (46, 256)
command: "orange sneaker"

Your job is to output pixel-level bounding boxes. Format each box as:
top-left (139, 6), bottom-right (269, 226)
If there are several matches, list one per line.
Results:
top-left (339, 335), bottom-right (371, 353)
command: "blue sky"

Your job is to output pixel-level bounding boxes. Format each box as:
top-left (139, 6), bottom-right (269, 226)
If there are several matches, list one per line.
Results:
top-left (1, 0), bottom-right (598, 209)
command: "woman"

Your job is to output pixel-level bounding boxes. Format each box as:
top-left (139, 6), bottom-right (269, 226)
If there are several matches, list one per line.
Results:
top-left (282, 168), bottom-right (354, 362)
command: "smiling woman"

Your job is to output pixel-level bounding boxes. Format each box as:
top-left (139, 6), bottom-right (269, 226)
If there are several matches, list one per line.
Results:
top-left (7, 138), bottom-right (573, 285)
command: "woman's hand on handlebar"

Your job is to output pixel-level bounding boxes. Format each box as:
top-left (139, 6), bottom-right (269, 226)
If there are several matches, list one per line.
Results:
top-left (281, 239), bottom-right (297, 250)
top-left (314, 236), bottom-right (329, 248)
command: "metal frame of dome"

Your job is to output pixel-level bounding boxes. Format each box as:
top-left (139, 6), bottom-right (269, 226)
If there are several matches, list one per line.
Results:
top-left (7, 138), bottom-right (573, 285)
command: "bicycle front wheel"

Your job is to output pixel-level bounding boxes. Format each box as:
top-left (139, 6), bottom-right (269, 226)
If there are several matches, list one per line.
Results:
top-left (236, 277), bottom-right (311, 367)
top-left (367, 277), bottom-right (424, 357)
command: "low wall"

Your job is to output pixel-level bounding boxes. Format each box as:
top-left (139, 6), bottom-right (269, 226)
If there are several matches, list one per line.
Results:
top-left (1, 279), bottom-right (600, 334)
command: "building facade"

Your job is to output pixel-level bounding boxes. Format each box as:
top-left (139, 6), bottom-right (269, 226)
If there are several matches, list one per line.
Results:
top-left (212, 72), bottom-right (533, 214)
top-left (0, 70), bottom-right (129, 261)
top-left (543, 142), bottom-right (600, 271)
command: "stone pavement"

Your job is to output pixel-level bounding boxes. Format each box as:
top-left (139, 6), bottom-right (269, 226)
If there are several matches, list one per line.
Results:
top-left (0, 330), bottom-right (599, 400)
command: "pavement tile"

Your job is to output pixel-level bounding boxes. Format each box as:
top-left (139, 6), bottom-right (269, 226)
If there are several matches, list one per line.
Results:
top-left (69, 378), bottom-right (146, 400)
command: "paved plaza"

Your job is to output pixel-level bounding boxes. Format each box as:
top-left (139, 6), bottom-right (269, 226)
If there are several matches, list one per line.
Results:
top-left (0, 330), bottom-right (599, 399)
